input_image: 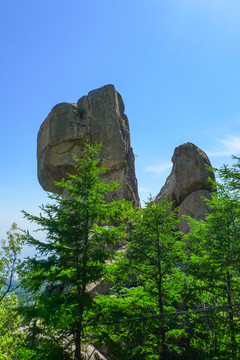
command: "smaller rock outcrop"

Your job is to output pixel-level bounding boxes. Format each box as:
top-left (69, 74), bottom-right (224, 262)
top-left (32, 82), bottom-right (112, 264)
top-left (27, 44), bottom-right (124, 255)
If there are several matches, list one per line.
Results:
top-left (155, 142), bottom-right (214, 206)
top-left (155, 142), bottom-right (214, 233)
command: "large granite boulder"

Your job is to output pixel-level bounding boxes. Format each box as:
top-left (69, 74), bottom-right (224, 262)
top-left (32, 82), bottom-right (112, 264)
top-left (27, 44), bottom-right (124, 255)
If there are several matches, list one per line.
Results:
top-left (155, 142), bottom-right (214, 206)
top-left (37, 85), bottom-right (140, 207)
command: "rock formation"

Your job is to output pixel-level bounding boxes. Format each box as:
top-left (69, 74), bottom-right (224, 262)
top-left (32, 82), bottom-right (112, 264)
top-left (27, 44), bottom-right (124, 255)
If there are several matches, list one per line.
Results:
top-left (37, 86), bottom-right (215, 233)
top-left (177, 190), bottom-right (212, 233)
top-left (37, 84), bottom-right (140, 207)
top-left (155, 142), bottom-right (215, 232)
top-left (36, 88), bottom-right (218, 359)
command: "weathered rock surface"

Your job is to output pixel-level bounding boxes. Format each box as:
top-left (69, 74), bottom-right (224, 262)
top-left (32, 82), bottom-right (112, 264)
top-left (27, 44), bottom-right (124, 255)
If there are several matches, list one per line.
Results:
top-left (83, 345), bottom-right (108, 360)
top-left (155, 142), bottom-right (214, 232)
top-left (178, 190), bottom-right (212, 233)
top-left (37, 84), bottom-right (140, 207)
top-left (155, 142), bottom-right (214, 207)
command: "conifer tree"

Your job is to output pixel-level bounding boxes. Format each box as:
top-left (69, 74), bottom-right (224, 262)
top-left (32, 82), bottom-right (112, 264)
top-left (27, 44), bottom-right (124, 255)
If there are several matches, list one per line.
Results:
top-left (185, 162), bottom-right (240, 358)
top-left (93, 199), bottom-right (185, 360)
top-left (126, 199), bottom-right (184, 359)
top-left (20, 142), bottom-right (131, 360)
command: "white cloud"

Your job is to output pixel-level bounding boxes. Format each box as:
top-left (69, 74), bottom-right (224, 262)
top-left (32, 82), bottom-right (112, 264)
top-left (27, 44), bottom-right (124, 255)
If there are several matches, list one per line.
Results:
top-left (208, 135), bottom-right (240, 157)
top-left (146, 162), bottom-right (172, 177)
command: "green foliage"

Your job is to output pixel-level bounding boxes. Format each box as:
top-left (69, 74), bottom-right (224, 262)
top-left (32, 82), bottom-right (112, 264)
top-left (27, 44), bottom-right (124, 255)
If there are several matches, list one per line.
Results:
top-left (90, 158), bottom-right (240, 359)
top-left (0, 294), bottom-right (32, 360)
top-left (0, 223), bottom-right (22, 301)
top-left (20, 142), bottom-right (132, 359)
top-left (14, 151), bottom-right (240, 359)
top-left (0, 227), bottom-right (33, 359)
top-left (213, 155), bottom-right (240, 192)
top-left (183, 161), bottom-right (240, 358)
top-left (91, 199), bottom-right (186, 359)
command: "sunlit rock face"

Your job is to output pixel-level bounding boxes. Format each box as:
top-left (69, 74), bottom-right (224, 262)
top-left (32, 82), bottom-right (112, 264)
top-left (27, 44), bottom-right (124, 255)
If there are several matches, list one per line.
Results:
top-left (155, 142), bottom-right (215, 233)
top-left (37, 84), bottom-right (140, 207)
top-left (155, 142), bottom-right (214, 206)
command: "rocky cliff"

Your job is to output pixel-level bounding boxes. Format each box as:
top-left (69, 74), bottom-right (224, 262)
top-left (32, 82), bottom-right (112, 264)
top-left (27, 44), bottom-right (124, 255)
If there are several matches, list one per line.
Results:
top-left (36, 88), bottom-right (215, 359)
top-left (155, 142), bottom-right (215, 233)
top-left (37, 87), bottom-right (214, 232)
top-left (37, 84), bottom-right (140, 207)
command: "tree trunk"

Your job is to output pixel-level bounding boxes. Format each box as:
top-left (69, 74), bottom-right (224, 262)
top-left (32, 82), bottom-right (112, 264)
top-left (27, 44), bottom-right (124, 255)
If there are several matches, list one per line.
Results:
top-left (158, 273), bottom-right (167, 360)
top-left (226, 271), bottom-right (236, 355)
top-left (75, 318), bottom-right (83, 360)
top-left (75, 217), bottom-right (89, 359)
top-left (157, 238), bottom-right (167, 360)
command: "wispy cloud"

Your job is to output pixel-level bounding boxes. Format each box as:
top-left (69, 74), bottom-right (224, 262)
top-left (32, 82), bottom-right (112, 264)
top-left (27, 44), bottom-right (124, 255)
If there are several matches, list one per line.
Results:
top-left (208, 135), bottom-right (240, 157)
top-left (146, 162), bottom-right (172, 177)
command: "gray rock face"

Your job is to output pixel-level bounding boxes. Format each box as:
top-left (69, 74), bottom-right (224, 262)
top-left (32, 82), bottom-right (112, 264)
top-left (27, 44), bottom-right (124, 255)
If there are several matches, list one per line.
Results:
top-left (178, 190), bottom-right (212, 233)
top-left (37, 85), bottom-right (140, 207)
top-left (83, 345), bottom-right (108, 360)
top-left (155, 142), bottom-right (214, 206)
top-left (155, 142), bottom-right (214, 232)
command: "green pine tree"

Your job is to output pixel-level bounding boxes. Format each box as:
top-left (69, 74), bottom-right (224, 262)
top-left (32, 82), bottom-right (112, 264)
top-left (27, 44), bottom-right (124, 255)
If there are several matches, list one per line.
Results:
top-left (20, 142), bottom-right (132, 360)
top-left (93, 198), bottom-right (185, 360)
top-left (184, 162), bottom-right (240, 358)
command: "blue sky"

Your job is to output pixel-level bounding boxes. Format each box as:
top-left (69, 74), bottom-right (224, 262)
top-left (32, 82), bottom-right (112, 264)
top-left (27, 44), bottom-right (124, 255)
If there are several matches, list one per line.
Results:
top-left (1, 0), bottom-right (240, 253)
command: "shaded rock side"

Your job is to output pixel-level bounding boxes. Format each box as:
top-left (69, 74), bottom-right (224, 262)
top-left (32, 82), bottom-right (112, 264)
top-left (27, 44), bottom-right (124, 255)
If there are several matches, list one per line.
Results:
top-left (155, 142), bottom-right (214, 207)
top-left (37, 84), bottom-right (140, 207)
top-left (178, 190), bottom-right (212, 233)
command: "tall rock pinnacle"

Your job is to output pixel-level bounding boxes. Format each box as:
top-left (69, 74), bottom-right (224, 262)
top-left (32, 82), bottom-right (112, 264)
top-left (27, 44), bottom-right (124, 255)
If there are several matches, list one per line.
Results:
top-left (37, 84), bottom-right (140, 207)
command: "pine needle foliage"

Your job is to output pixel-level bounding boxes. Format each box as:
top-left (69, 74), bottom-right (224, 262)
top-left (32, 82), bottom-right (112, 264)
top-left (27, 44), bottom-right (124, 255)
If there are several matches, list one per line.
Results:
top-left (91, 198), bottom-right (185, 360)
top-left (184, 161), bottom-right (240, 358)
top-left (20, 142), bottom-right (132, 360)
